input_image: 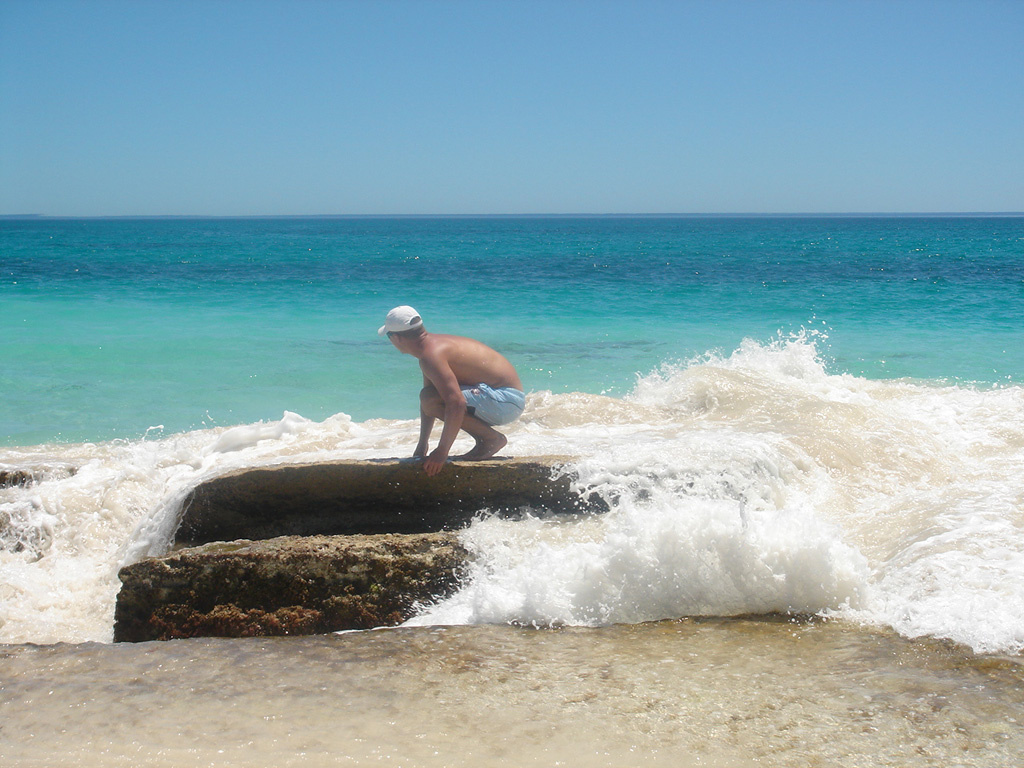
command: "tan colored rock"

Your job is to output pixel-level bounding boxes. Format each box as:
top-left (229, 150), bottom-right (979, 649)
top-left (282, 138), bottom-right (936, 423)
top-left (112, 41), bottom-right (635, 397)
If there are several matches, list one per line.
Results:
top-left (177, 456), bottom-right (603, 545)
top-left (114, 532), bottom-right (467, 642)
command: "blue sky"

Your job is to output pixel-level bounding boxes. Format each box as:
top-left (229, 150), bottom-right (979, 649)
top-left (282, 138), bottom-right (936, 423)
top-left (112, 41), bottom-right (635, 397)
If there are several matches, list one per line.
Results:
top-left (1, 0), bottom-right (1021, 216)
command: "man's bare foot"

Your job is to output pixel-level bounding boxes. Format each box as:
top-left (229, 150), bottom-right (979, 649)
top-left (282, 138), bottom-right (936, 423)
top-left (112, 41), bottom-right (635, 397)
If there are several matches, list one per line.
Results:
top-left (455, 432), bottom-right (507, 461)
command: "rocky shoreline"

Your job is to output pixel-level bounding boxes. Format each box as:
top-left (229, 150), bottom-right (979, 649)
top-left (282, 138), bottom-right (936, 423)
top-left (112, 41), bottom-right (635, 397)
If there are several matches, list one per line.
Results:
top-left (114, 532), bottom-right (468, 642)
top-left (114, 457), bottom-right (601, 642)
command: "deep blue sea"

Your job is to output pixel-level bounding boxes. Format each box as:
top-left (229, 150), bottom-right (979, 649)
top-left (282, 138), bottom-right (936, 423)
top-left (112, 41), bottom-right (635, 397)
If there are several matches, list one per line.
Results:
top-left (3, 215), bottom-right (1022, 446)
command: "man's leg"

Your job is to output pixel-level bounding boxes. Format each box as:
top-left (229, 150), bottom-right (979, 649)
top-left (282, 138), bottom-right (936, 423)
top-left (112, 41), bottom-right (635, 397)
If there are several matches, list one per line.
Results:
top-left (455, 415), bottom-right (507, 460)
top-left (419, 385), bottom-right (507, 460)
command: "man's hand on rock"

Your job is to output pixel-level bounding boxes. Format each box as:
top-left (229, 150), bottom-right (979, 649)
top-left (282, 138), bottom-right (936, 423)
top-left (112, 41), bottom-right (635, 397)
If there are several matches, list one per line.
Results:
top-left (423, 449), bottom-right (448, 477)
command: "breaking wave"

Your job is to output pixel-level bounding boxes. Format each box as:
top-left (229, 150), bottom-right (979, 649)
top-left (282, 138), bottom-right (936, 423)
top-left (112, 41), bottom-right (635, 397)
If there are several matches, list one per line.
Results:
top-left (3, 333), bottom-right (1024, 654)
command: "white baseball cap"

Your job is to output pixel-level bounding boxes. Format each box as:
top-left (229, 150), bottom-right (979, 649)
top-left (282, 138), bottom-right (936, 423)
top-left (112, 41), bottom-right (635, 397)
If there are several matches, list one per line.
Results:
top-left (378, 305), bottom-right (423, 336)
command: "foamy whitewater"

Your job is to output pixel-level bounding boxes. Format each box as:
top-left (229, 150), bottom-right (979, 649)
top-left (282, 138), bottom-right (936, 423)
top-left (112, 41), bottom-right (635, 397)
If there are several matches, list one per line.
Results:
top-left (3, 335), bottom-right (1022, 655)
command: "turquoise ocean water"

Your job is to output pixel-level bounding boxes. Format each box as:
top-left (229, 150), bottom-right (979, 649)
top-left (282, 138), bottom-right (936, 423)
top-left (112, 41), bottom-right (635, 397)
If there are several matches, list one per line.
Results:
top-left (4, 215), bottom-right (1022, 446)
top-left (4, 216), bottom-right (1024, 766)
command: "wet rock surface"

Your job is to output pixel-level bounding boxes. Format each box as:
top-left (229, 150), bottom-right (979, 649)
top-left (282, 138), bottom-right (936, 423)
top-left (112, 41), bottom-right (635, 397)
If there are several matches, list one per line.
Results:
top-left (114, 532), bottom-right (467, 642)
top-left (1, 465), bottom-right (77, 488)
top-left (177, 456), bottom-right (600, 545)
top-left (116, 457), bottom-right (598, 641)
top-left (0, 470), bottom-right (35, 488)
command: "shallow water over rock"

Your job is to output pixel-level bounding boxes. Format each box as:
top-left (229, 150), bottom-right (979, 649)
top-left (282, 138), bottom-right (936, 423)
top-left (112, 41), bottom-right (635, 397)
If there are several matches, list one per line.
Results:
top-left (3, 618), bottom-right (1022, 767)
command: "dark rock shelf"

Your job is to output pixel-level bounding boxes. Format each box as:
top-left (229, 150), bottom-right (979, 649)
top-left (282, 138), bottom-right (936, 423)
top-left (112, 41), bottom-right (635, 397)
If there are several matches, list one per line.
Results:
top-left (116, 457), bottom-right (602, 641)
top-left (114, 532), bottom-right (467, 642)
top-left (176, 456), bottom-right (602, 545)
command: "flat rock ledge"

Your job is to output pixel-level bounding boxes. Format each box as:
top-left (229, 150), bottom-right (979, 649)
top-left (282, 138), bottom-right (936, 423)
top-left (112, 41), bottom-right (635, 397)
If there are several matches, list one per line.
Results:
top-left (116, 457), bottom-right (600, 642)
top-left (114, 533), bottom-right (467, 642)
top-left (176, 456), bottom-right (601, 545)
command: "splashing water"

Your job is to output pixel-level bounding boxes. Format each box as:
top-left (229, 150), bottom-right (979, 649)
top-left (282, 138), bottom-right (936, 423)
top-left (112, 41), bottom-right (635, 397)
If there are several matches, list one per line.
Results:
top-left (2, 335), bottom-right (1023, 654)
top-left (412, 333), bottom-right (1024, 654)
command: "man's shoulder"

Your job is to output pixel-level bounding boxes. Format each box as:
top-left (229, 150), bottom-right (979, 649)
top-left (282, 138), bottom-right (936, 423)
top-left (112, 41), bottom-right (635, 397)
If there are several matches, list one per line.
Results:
top-left (418, 336), bottom-right (454, 366)
top-left (424, 333), bottom-right (475, 355)
top-left (420, 333), bottom-right (449, 353)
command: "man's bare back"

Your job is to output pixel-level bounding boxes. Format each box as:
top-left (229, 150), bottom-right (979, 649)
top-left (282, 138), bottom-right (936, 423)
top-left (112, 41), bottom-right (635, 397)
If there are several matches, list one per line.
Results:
top-left (417, 333), bottom-right (523, 392)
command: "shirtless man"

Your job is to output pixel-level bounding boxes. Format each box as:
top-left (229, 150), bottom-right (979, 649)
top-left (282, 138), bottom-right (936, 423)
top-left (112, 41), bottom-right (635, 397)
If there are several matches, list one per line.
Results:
top-left (379, 306), bottom-right (525, 476)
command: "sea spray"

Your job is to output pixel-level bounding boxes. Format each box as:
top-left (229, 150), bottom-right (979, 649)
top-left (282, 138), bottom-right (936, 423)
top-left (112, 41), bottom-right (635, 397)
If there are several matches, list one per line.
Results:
top-left (3, 336), bottom-right (1024, 654)
top-left (413, 335), bottom-right (1024, 653)
top-left (0, 412), bottom-right (371, 643)
top-left (410, 377), bottom-right (870, 626)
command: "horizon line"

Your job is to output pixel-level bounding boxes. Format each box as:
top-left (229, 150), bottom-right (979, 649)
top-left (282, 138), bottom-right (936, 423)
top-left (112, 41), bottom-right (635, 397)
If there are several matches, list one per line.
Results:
top-left (3, 211), bottom-right (1023, 221)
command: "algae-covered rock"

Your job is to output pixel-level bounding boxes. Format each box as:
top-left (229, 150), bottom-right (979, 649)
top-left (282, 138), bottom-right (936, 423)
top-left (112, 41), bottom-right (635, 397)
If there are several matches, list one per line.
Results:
top-left (115, 456), bottom-right (605, 642)
top-left (114, 532), bottom-right (467, 642)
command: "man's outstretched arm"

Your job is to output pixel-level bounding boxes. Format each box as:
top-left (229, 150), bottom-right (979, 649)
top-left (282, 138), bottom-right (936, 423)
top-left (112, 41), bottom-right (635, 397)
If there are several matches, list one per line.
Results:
top-left (414, 375), bottom-right (434, 458)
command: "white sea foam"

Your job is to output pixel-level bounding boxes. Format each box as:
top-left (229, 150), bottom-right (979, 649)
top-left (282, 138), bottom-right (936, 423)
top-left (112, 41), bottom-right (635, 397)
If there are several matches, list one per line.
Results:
top-left (2, 334), bottom-right (1023, 654)
top-left (414, 333), bottom-right (1024, 654)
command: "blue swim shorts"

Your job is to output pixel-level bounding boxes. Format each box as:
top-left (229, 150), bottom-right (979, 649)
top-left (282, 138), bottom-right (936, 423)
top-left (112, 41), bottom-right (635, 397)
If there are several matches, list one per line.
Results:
top-left (461, 383), bottom-right (526, 427)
